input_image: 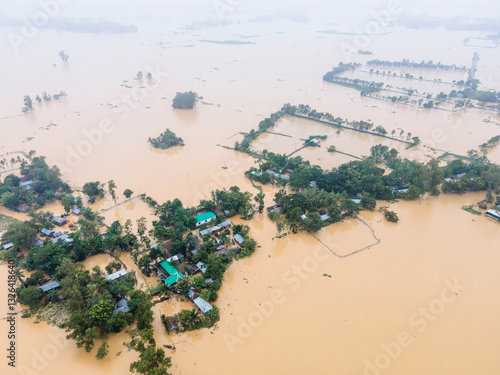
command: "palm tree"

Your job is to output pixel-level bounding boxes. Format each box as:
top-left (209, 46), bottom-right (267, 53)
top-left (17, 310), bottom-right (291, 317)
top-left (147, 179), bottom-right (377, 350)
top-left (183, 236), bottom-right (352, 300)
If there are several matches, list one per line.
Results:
top-left (183, 309), bottom-right (203, 330)
top-left (14, 267), bottom-right (25, 285)
top-left (158, 284), bottom-right (173, 300)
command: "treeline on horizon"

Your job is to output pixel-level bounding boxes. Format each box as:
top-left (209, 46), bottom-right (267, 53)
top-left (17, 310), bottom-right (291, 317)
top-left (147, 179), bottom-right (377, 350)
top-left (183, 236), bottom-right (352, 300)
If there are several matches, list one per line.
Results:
top-left (0, 17), bottom-right (138, 33)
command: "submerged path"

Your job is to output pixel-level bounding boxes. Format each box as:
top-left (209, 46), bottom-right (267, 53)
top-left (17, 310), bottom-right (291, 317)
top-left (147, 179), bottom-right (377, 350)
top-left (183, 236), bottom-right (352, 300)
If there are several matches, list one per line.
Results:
top-left (310, 216), bottom-right (381, 258)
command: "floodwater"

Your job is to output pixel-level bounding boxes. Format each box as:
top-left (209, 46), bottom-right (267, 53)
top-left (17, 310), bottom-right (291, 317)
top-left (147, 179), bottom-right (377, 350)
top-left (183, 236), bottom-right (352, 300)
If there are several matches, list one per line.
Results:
top-left (2, 192), bottom-right (500, 375)
top-left (1, 10), bottom-right (500, 375)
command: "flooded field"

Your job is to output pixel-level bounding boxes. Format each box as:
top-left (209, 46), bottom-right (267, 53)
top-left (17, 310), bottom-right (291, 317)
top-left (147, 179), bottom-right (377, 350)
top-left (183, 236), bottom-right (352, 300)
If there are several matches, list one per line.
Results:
top-left (2, 192), bottom-right (500, 375)
top-left (251, 115), bottom-right (430, 168)
top-left (1, 4), bottom-right (500, 375)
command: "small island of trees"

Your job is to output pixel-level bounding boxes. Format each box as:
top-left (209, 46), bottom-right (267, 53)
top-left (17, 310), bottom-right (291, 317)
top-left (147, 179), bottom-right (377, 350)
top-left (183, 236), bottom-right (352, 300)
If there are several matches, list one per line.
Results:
top-left (148, 129), bottom-right (184, 149)
top-left (172, 92), bottom-right (198, 109)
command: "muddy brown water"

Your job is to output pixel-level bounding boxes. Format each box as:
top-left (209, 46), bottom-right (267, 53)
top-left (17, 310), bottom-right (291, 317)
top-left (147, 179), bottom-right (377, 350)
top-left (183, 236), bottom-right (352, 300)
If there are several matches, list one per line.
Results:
top-left (1, 16), bottom-right (500, 375)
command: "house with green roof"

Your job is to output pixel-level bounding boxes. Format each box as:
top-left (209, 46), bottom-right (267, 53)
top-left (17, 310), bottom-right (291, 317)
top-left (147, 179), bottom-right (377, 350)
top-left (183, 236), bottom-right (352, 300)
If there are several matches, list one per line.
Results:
top-left (164, 272), bottom-right (185, 286)
top-left (159, 260), bottom-right (179, 277)
top-left (158, 260), bottom-right (185, 287)
top-left (195, 211), bottom-right (216, 227)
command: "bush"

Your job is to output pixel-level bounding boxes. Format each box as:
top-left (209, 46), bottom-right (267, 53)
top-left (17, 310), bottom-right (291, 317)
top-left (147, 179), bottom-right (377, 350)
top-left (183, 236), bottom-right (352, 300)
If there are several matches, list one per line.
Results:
top-left (18, 286), bottom-right (44, 308)
top-left (384, 210), bottom-right (399, 222)
top-left (172, 91), bottom-right (197, 109)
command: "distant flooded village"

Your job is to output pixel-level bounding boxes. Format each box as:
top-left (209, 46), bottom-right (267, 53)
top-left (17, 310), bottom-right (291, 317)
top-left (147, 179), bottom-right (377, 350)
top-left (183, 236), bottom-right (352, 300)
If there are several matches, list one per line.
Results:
top-left (1, 2), bottom-right (500, 375)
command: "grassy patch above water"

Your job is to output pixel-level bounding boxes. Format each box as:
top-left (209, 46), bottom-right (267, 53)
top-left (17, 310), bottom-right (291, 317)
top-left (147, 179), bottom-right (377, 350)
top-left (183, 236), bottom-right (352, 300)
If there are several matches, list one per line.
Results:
top-left (0, 213), bottom-right (20, 233)
top-left (461, 205), bottom-right (482, 215)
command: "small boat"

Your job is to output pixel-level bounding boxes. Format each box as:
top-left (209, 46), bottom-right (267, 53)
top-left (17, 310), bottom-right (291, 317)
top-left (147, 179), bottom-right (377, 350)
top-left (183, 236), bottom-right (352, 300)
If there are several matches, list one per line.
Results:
top-left (164, 345), bottom-right (176, 350)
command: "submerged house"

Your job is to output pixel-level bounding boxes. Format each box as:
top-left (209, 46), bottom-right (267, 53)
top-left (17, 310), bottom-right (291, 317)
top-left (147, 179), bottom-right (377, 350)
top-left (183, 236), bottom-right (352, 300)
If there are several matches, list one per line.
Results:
top-left (199, 220), bottom-right (232, 238)
top-left (113, 298), bottom-right (131, 314)
top-left (19, 180), bottom-right (34, 189)
top-left (3, 242), bottom-right (14, 250)
top-left (51, 234), bottom-right (73, 245)
top-left (234, 234), bottom-right (245, 246)
top-left (38, 281), bottom-right (61, 293)
top-left (193, 297), bottom-right (213, 314)
top-left (267, 205), bottom-right (281, 213)
top-left (486, 209), bottom-right (500, 221)
top-left (165, 316), bottom-right (178, 334)
top-left (17, 204), bottom-right (30, 213)
top-left (320, 214), bottom-right (331, 222)
top-left (52, 216), bottom-right (67, 226)
top-left (195, 212), bottom-right (216, 227)
top-left (41, 228), bottom-right (55, 237)
top-left (158, 260), bottom-right (185, 286)
top-left (105, 269), bottom-right (128, 282)
top-left (188, 288), bottom-right (201, 301)
top-left (196, 261), bottom-right (208, 274)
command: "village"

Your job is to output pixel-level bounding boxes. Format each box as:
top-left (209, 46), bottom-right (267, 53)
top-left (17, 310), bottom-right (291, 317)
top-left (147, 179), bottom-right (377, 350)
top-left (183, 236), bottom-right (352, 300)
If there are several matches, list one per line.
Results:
top-left (2, 195), bottom-right (257, 337)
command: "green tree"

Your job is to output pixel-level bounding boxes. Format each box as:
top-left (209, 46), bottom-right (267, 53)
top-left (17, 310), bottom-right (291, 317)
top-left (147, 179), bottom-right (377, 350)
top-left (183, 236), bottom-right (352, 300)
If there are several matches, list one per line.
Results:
top-left (24, 95), bottom-right (33, 109)
top-left (254, 192), bottom-right (265, 213)
top-left (128, 329), bottom-right (171, 375)
top-left (148, 129), bottom-right (184, 149)
top-left (137, 217), bottom-right (147, 241)
top-left (108, 180), bottom-right (117, 204)
top-left (1, 192), bottom-right (19, 210)
top-left (486, 183), bottom-right (493, 203)
top-left (172, 92), bottom-right (197, 109)
top-left (302, 212), bottom-right (323, 232)
top-left (177, 308), bottom-right (203, 331)
top-left (269, 212), bottom-right (288, 237)
top-left (124, 189), bottom-right (133, 199)
top-left (89, 299), bottom-right (113, 326)
top-left (361, 194), bottom-right (377, 211)
top-left (341, 199), bottom-right (360, 217)
top-left (18, 286), bottom-right (44, 308)
top-left (61, 195), bottom-right (73, 214)
top-left (176, 278), bottom-right (192, 296)
top-left (2, 221), bottom-right (37, 250)
top-left (82, 181), bottom-right (103, 197)
top-left (96, 339), bottom-right (109, 360)
top-left (385, 210), bottom-right (399, 222)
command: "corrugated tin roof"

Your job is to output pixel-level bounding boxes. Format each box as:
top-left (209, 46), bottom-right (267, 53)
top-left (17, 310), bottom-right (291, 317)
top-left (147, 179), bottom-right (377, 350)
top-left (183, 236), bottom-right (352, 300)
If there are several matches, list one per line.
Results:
top-left (41, 228), bottom-right (54, 236)
top-left (486, 209), bottom-right (500, 220)
top-left (196, 261), bottom-right (207, 274)
top-left (234, 234), bottom-right (244, 244)
top-left (193, 297), bottom-right (213, 314)
top-left (104, 269), bottom-right (128, 281)
top-left (38, 281), bottom-right (60, 293)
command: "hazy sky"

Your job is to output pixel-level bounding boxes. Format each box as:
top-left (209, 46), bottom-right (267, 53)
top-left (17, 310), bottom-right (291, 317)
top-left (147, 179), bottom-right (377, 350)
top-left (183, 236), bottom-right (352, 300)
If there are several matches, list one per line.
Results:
top-left (1, 0), bottom-right (499, 21)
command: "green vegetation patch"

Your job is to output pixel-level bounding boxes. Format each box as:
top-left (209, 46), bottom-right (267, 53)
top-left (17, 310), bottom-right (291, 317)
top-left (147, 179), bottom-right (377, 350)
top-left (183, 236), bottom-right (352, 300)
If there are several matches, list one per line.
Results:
top-left (148, 129), bottom-right (184, 149)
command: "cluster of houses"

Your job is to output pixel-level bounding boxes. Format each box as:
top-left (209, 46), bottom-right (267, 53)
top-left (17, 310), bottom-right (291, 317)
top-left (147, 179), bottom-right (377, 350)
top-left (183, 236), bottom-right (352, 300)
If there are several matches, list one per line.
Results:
top-left (40, 227), bottom-right (73, 246)
top-left (153, 211), bottom-right (249, 324)
top-left (36, 268), bottom-right (131, 314)
top-left (443, 172), bottom-right (468, 183)
top-left (250, 168), bottom-right (291, 181)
